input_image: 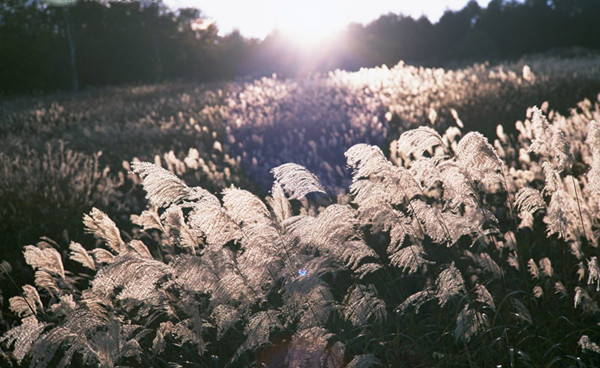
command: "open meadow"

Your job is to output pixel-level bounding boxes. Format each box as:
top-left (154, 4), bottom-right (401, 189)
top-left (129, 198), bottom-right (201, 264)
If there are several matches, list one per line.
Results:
top-left (2, 54), bottom-right (600, 367)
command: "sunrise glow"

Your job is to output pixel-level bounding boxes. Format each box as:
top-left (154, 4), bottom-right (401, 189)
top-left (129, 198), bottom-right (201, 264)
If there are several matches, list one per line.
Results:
top-left (165, 0), bottom-right (494, 40)
top-left (269, 0), bottom-right (350, 47)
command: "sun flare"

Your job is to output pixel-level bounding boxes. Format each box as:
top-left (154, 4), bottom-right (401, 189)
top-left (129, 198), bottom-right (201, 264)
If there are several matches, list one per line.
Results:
top-left (271, 0), bottom-right (346, 48)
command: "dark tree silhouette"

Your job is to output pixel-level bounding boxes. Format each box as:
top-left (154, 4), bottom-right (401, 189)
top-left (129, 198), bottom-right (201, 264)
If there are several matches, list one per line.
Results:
top-left (1, 0), bottom-right (600, 94)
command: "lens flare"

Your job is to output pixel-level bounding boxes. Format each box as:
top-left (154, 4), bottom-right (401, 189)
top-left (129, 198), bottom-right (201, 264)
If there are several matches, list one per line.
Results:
top-left (273, 1), bottom-right (345, 49)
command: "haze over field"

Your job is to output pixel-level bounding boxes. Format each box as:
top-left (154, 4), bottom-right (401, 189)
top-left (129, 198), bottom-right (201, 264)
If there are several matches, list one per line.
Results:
top-left (4, 0), bottom-right (599, 94)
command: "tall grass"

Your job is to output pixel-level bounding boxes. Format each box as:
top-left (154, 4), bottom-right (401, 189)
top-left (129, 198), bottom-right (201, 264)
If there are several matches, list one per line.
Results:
top-left (2, 96), bottom-right (600, 367)
top-left (1, 56), bottom-right (600, 366)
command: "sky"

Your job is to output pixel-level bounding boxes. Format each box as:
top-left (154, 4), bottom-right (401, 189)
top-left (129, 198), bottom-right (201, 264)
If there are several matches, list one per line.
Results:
top-left (164, 0), bottom-right (494, 40)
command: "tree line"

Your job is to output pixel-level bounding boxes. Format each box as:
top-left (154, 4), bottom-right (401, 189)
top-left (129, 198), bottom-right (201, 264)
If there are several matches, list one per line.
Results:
top-left (1, 0), bottom-right (599, 94)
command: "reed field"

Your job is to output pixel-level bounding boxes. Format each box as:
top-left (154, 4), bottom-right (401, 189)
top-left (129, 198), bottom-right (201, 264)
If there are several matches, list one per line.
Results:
top-left (1, 54), bottom-right (600, 367)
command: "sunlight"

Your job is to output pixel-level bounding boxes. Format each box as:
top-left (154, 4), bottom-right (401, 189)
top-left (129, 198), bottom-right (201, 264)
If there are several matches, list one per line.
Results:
top-left (272, 0), bottom-right (346, 48)
top-left (278, 26), bottom-right (334, 49)
top-left (167, 0), bottom-right (497, 39)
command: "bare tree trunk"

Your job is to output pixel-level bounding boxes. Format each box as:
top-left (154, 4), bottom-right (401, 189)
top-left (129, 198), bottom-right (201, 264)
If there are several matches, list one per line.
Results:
top-left (154, 34), bottom-right (162, 83)
top-left (154, 9), bottom-right (162, 84)
top-left (62, 7), bottom-right (79, 91)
